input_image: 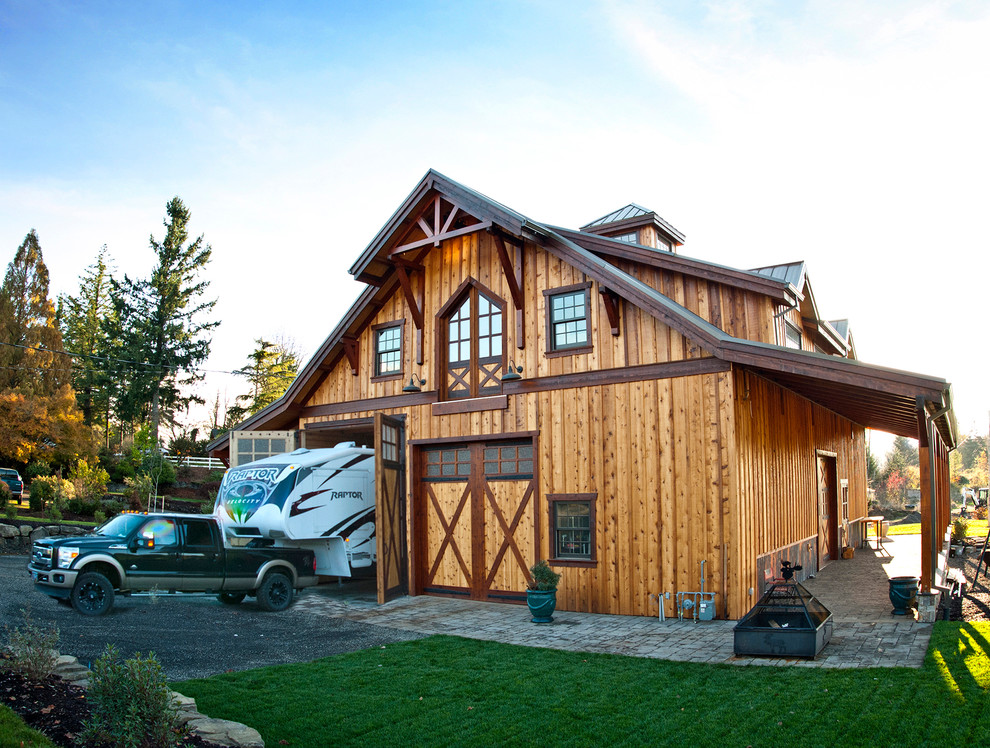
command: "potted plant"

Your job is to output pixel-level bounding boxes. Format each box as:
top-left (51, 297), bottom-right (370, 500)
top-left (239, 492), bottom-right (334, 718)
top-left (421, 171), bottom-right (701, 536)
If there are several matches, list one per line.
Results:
top-left (527, 560), bottom-right (561, 623)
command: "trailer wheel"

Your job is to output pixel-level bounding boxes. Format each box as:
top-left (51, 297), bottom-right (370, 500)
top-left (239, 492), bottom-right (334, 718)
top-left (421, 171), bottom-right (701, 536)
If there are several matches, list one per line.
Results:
top-left (256, 572), bottom-right (293, 612)
top-left (71, 572), bottom-right (114, 616)
top-left (217, 592), bottom-right (246, 605)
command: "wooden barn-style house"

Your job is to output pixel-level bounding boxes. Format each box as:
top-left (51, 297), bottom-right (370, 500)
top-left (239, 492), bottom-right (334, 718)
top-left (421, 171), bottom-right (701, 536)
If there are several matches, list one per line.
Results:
top-left (209, 170), bottom-right (956, 620)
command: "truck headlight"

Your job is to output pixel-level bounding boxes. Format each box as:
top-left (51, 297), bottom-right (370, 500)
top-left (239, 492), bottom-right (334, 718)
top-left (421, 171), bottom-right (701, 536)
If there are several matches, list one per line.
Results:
top-left (58, 547), bottom-right (79, 569)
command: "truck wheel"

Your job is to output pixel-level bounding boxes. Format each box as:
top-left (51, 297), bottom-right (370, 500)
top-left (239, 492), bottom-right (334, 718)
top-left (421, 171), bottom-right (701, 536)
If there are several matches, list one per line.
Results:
top-left (217, 592), bottom-right (246, 605)
top-left (256, 572), bottom-right (293, 612)
top-left (71, 572), bottom-right (114, 616)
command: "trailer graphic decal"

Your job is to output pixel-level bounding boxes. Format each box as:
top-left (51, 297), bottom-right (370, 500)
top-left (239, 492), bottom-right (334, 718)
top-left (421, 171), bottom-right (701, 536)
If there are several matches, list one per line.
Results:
top-left (320, 507), bottom-right (376, 544)
top-left (289, 455), bottom-right (372, 517)
top-left (218, 464), bottom-right (290, 523)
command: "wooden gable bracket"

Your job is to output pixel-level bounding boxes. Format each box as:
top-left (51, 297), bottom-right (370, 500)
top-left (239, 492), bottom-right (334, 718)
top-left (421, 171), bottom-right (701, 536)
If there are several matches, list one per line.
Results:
top-left (341, 336), bottom-right (359, 376)
top-left (599, 288), bottom-right (622, 336)
top-left (492, 230), bottom-right (525, 349)
top-left (392, 257), bottom-right (426, 365)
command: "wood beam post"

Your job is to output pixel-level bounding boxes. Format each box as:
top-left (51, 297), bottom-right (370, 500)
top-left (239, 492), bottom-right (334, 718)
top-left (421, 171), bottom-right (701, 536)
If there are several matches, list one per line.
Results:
top-left (493, 232), bottom-right (525, 349)
top-left (600, 289), bottom-right (621, 336)
top-left (342, 336), bottom-right (359, 376)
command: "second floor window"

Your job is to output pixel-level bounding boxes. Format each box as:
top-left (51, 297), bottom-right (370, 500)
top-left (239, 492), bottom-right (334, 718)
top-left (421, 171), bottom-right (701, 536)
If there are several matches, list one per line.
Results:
top-left (374, 322), bottom-right (403, 377)
top-left (784, 321), bottom-right (802, 350)
top-left (442, 283), bottom-right (504, 400)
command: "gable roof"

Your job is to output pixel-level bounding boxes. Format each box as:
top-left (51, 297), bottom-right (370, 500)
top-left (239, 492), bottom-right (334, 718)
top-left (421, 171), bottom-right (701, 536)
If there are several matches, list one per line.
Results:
top-left (579, 202), bottom-right (686, 246)
top-left (209, 171), bottom-right (955, 453)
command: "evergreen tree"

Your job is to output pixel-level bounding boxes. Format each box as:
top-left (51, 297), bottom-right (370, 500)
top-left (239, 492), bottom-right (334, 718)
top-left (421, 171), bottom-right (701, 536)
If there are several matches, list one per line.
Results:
top-left (0, 230), bottom-right (67, 395)
top-left (60, 245), bottom-right (115, 429)
top-left (109, 198), bottom-right (218, 444)
top-left (227, 338), bottom-right (300, 424)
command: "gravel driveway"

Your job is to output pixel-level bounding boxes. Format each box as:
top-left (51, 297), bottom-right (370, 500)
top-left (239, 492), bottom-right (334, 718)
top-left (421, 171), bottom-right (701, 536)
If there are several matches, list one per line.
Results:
top-left (0, 555), bottom-right (423, 681)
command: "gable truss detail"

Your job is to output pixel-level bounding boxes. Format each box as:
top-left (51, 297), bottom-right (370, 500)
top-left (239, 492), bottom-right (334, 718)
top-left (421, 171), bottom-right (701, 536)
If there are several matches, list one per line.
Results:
top-left (390, 195), bottom-right (491, 257)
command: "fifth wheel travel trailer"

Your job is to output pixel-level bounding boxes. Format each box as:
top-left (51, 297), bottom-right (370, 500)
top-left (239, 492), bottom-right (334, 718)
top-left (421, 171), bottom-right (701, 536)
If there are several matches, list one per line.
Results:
top-left (215, 444), bottom-right (375, 576)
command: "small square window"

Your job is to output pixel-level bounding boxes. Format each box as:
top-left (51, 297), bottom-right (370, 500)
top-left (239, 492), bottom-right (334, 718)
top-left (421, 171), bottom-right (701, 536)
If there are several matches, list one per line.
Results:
top-left (547, 493), bottom-right (597, 564)
top-left (547, 287), bottom-right (590, 352)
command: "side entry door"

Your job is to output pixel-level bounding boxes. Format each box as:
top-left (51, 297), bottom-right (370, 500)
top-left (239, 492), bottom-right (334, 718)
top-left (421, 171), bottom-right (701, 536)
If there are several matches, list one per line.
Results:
top-left (817, 453), bottom-right (839, 567)
top-left (375, 413), bottom-right (408, 603)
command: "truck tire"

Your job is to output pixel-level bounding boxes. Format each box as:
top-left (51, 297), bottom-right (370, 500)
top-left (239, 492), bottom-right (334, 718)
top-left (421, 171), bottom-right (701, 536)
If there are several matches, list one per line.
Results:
top-left (256, 572), bottom-right (293, 612)
top-left (71, 572), bottom-right (114, 616)
top-left (217, 592), bottom-right (246, 605)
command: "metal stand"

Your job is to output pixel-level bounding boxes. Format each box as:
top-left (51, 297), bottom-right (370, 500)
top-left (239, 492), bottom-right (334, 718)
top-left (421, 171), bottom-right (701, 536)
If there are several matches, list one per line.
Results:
top-left (974, 527), bottom-right (990, 584)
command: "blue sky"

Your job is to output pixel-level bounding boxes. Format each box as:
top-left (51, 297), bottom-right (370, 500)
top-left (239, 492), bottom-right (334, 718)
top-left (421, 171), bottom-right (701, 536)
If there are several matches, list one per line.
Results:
top-left (2, 0), bottom-right (988, 444)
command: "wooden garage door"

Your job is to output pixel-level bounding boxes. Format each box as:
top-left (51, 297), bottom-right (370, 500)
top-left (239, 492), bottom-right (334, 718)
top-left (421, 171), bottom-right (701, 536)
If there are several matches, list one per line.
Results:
top-left (418, 439), bottom-right (536, 601)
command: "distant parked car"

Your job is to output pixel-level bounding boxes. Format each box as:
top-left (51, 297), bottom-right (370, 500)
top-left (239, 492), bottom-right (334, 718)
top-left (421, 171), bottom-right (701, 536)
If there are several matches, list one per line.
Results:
top-left (0, 468), bottom-right (24, 501)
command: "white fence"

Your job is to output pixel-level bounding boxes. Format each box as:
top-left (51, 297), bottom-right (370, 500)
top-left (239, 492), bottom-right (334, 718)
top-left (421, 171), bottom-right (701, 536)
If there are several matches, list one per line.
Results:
top-left (163, 455), bottom-right (226, 470)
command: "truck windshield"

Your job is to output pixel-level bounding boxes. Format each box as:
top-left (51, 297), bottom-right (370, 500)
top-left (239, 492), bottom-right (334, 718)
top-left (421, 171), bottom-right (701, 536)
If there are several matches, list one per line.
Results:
top-left (96, 514), bottom-right (147, 537)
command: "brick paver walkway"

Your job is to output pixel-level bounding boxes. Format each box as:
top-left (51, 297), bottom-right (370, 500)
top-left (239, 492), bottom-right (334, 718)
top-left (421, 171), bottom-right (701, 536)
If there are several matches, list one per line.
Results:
top-left (293, 534), bottom-right (932, 668)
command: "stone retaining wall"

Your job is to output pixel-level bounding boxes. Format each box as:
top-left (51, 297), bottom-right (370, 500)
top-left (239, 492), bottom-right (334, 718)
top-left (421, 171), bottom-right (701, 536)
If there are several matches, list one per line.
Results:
top-left (54, 655), bottom-right (264, 748)
top-left (0, 521), bottom-right (92, 554)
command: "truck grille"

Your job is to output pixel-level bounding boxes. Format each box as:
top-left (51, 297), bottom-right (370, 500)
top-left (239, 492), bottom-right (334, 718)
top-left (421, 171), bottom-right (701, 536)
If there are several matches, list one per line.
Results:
top-left (31, 544), bottom-right (53, 570)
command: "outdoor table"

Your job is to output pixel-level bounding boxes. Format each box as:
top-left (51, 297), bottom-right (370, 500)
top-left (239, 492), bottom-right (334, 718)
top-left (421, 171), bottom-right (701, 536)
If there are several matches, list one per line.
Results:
top-left (862, 515), bottom-right (885, 552)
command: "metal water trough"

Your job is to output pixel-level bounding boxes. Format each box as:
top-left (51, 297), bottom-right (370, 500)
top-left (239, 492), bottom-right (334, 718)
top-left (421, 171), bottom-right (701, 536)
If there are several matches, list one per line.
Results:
top-left (733, 562), bottom-right (834, 659)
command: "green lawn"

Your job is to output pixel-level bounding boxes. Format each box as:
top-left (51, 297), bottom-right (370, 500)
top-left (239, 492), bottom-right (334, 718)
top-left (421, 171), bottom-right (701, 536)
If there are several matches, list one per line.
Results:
top-left (174, 625), bottom-right (990, 748)
top-left (0, 704), bottom-right (56, 747)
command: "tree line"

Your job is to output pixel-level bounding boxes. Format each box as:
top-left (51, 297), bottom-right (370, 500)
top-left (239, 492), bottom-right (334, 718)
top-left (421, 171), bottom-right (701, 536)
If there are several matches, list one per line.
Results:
top-left (0, 198), bottom-right (299, 473)
top-left (869, 433), bottom-right (988, 509)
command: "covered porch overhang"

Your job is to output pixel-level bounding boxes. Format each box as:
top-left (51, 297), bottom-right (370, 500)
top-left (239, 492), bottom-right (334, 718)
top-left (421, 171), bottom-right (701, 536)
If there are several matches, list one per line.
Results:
top-left (730, 349), bottom-right (956, 594)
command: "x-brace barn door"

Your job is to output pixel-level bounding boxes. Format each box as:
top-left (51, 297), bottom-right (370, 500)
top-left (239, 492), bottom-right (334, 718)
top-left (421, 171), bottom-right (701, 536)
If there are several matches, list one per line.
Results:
top-left (417, 439), bottom-right (536, 601)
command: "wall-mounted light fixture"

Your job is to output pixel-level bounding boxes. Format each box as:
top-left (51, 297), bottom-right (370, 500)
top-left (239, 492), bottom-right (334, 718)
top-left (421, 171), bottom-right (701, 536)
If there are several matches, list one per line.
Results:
top-left (501, 360), bottom-right (523, 382)
top-left (402, 374), bottom-right (427, 393)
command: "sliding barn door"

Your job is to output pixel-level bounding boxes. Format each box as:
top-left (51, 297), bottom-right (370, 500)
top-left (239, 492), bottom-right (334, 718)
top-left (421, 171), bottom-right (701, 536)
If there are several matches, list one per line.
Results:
top-left (417, 439), bottom-right (536, 601)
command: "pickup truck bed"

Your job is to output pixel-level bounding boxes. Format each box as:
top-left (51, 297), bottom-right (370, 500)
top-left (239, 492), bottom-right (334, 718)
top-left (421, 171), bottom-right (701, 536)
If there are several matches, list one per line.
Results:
top-left (28, 512), bottom-right (318, 615)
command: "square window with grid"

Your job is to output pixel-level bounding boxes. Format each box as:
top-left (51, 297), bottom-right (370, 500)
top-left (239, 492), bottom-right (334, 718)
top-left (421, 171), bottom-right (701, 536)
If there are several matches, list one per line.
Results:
top-left (483, 442), bottom-right (534, 478)
top-left (549, 290), bottom-right (589, 350)
top-left (553, 502), bottom-right (591, 559)
top-left (375, 325), bottom-right (402, 376)
top-left (547, 493), bottom-right (597, 563)
top-left (236, 436), bottom-right (288, 464)
top-left (423, 447), bottom-right (472, 480)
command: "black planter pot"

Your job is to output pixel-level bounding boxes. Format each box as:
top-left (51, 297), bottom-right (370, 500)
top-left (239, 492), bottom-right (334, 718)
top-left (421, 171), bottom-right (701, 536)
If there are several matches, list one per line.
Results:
top-left (526, 588), bottom-right (557, 623)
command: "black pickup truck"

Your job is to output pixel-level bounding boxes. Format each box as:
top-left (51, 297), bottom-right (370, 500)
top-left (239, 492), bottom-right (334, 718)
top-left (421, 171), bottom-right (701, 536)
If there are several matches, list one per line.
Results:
top-left (28, 512), bottom-right (318, 615)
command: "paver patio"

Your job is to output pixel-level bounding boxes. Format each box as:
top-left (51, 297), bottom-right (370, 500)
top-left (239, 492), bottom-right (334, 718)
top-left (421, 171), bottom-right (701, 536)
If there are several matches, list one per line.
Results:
top-left (294, 534), bottom-right (933, 668)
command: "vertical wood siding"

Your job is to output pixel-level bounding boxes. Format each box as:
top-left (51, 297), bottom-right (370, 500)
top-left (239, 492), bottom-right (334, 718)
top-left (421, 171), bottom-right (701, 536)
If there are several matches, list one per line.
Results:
top-left (287, 228), bottom-right (866, 619)
top-left (729, 368), bottom-right (867, 616)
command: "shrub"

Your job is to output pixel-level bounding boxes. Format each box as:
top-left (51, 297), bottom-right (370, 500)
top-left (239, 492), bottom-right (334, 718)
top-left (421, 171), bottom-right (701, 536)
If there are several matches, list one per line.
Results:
top-left (528, 560), bottom-right (562, 591)
top-left (69, 459), bottom-right (110, 503)
top-left (44, 503), bottom-right (62, 522)
top-left (93, 509), bottom-right (107, 525)
top-left (66, 498), bottom-right (100, 516)
top-left (108, 458), bottom-right (137, 483)
top-left (124, 473), bottom-right (157, 510)
top-left (952, 518), bottom-right (969, 544)
top-left (25, 461), bottom-right (51, 481)
top-left (81, 644), bottom-right (180, 748)
top-left (3, 497), bottom-right (16, 520)
top-left (2, 608), bottom-right (60, 682)
top-left (141, 452), bottom-right (176, 487)
top-left (102, 500), bottom-right (124, 518)
top-left (979, 505), bottom-right (989, 521)
top-left (0, 481), bottom-right (11, 504)
top-left (29, 477), bottom-right (56, 512)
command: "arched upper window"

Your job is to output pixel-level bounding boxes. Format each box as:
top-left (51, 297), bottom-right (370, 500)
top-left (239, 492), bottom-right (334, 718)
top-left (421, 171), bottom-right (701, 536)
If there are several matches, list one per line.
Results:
top-left (440, 280), bottom-right (505, 400)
